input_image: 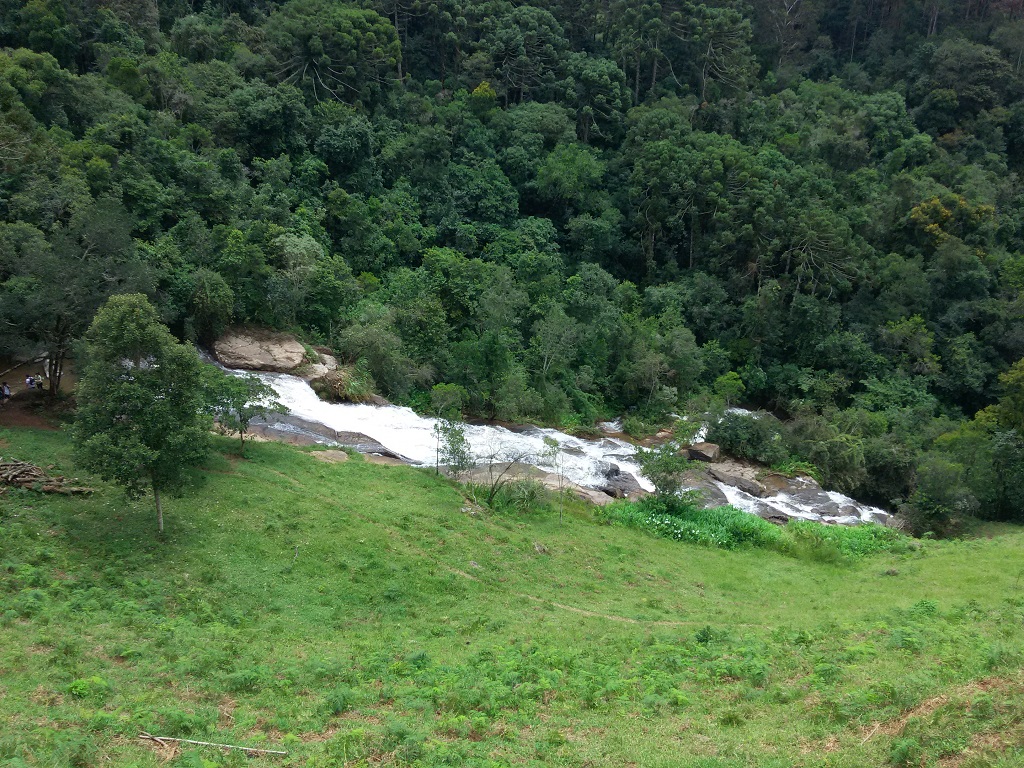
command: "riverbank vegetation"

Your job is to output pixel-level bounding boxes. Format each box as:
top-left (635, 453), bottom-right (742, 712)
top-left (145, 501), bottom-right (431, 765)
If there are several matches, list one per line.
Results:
top-left (2, 426), bottom-right (1024, 767)
top-left (599, 494), bottom-right (911, 559)
top-left (4, 2), bottom-right (1024, 523)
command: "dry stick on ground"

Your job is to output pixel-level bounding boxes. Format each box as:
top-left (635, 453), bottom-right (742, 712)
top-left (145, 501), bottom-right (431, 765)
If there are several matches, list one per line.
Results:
top-left (139, 733), bottom-right (287, 756)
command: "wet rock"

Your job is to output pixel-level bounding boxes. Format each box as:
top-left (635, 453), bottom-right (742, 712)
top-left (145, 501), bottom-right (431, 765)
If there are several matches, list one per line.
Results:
top-left (599, 467), bottom-right (644, 499)
top-left (823, 515), bottom-right (863, 526)
top-left (865, 509), bottom-right (894, 525)
top-left (687, 442), bottom-right (721, 462)
top-left (686, 479), bottom-right (730, 508)
top-left (707, 466), bottom-right (768, 497)
top-left (214, 328), bottom-right (306, 372)
top-left (598, 463), bottom-right (645, 497)
top-left (756, 510), bottom-right (791, 526)
top-left (249, 412), bottom-right (409, 460)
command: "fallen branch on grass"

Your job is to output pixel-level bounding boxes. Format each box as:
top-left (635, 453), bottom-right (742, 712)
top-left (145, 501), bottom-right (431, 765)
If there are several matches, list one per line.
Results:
top-left (139, 732), bottom-right (287, 755)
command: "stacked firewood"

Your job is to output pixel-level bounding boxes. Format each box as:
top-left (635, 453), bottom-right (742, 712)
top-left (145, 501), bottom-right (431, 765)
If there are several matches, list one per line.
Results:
top-left (0, 458), bottom-right (93, 495)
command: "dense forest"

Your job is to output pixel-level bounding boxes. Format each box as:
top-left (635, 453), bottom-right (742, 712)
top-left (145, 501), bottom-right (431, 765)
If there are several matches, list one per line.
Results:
top-left (4, 0), bottom-right (1024, 529)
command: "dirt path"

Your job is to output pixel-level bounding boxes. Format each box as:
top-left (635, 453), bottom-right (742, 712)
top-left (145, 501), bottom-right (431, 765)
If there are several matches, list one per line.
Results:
top-left (0, 396), bottom-right (63, 431)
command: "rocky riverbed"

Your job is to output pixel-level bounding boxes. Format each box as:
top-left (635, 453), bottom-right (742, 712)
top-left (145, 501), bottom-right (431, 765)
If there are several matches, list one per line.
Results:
top-left (211, 330), bottom-right (893, 526)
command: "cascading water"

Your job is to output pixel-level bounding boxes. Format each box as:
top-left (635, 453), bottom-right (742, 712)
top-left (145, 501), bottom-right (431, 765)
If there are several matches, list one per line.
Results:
top-left (237, 369), bottom-right (654, 492)
top-left (229, 366), bottom-right (890, 526)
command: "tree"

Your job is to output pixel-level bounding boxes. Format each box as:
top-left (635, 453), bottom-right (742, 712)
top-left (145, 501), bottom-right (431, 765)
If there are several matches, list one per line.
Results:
top-left (714, 371), bottom-right (746, 407)
top-left (541, 435), bottom-right (566, 522)
top-left (433, 418), bottom-right (473, 479)
top-left (634, 441), bottom-right (690, 498)
top-left (201, 366), bottom-right (283, 455)
top-left (265, 0), bottom-right (400, 107)
top-left (72, 294), bottom-right (211, 535)
top-left (0, 201), bottom-right (153, 395)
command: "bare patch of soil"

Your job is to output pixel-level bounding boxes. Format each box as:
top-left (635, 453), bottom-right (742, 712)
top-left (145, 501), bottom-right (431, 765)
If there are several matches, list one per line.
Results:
top-left (0, 394), bottom-right (63, 430)
top-left (310, 450), bottom-right (350, 464)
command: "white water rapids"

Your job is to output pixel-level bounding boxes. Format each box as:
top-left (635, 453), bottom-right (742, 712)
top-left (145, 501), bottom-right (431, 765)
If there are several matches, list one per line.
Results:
top-left (234, 368), bottom-right (890, 526)
top-left (242, 370), bottom-right (654, 492)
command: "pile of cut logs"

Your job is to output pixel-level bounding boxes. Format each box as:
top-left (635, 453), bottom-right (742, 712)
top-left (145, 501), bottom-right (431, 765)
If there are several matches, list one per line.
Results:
top-left (0, 458), bottom-right (93, 495)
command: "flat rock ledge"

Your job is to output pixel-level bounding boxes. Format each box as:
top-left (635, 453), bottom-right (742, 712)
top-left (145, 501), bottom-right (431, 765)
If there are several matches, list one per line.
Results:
top-left (214, 328), bottom-right (307, 372)
top-left (249, 412), bottom-right (410, 461)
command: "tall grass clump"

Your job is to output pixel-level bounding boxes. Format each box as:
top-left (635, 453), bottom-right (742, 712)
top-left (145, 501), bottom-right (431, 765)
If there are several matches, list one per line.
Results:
top-left (601, 496), bottom-right (785, 551)
top-left (603, 497), bottom-right (912, 560)
top-left (475, 479), bottom-right (550, 514)
top-left (786, 520), bottom-right (913, 558)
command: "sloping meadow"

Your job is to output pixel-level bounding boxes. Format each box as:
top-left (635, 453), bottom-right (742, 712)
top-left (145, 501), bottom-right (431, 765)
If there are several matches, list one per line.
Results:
top-left (1, 427), bottom-right (1023, 767)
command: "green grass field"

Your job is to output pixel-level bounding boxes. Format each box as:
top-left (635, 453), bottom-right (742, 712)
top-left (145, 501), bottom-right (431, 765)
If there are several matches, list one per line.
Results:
top-left (2, 426), bottom-right (1023, 767)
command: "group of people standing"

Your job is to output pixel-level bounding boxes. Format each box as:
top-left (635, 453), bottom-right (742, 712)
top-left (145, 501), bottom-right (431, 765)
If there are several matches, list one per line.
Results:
top-left (0, 373), bottom-right (45, 405)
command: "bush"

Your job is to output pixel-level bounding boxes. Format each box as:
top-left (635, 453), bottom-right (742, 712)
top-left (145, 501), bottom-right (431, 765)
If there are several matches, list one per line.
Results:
top-left (603, 498), bottom-right (910, 559)
top-left (325, 685), bottom-right (357, 715)
top-left (602, 497), bottom-right (785, 551)
top-left (484, 480), bottom-right (549, 514)
top-left (311, 362), bottom-right (377, 403)
top-left (67, 676), bottom-right (112, 702)
top-left (707, 411), bottom-right (789, 466)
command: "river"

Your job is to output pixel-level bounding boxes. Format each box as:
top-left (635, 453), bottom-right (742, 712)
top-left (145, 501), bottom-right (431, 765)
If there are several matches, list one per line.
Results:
top-left (235, 368), bottom-right (890, 526)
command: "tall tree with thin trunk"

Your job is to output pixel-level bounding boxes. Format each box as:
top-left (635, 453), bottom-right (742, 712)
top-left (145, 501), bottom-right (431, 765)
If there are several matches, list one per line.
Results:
top-left (72, 294), bottom-right (210, 535)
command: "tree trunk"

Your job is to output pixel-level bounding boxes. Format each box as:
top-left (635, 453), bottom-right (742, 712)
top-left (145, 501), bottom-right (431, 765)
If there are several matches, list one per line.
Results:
top-left (154, 483), bottom-right (163, 534)
top-left (394, 7), bottom-right (404, 83)
top-left (239, 429), bottom-right (245, 454)
top-left (47, 344), bottom-right (65, 395)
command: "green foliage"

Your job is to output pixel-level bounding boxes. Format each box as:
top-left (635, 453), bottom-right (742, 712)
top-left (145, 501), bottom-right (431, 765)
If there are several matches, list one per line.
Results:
top-left (433, 419), bottom-right (473, 480)
top-left (604, 497), bottom-right (786, 551)
top-left (3, 428), bottom-right (1024, 767)
top-left (483, 479), bottom-right (549, 515)
top-left (4, 0), bottom-right (1024, 534)
top-left (604, 497), bottom-right (910, 560)
top-left (707, 411), bottom-right (789, 466)
top-left (769, 458), bottom-right (823, 485)
top-left (71, 294), bottom-right (210, 531)
top-left (633, 441), bottom-right (690, 497)
top-left (310, 361), bottom-right (377, 403)
top-left (200, 366), bottom-right (283, 453)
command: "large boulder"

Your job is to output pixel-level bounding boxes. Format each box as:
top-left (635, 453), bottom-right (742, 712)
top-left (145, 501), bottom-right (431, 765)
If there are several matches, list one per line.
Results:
top-left (688, 442), bottom-right (721, 462)
top-left (214, 328), bottom-right (306, 372)
top-left (707, 466), bottom-right (768, 497)
top-left (310, 367), bottom-right (388, 405)
top-left (249, 412), bottom-right (409, 460)
top-left (598, 463), bottom-right (645, 498)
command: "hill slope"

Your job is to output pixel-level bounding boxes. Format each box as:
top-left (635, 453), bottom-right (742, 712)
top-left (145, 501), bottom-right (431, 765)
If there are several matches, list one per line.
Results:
top-left (1, 427), bottom-right (1023, 767)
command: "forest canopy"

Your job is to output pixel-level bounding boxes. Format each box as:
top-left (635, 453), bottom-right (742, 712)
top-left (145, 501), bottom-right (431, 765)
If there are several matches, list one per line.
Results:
top-left (3, 0), bottom-right (1024, 528)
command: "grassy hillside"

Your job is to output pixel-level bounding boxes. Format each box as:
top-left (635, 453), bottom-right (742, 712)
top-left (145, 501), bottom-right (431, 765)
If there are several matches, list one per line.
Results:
top-left (1, 427), bottom-right (1023, 768)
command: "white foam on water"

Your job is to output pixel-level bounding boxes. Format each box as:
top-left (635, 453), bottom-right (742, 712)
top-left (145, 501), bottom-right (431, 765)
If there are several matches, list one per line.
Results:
top-left (224, 363), bottom-right (887, 523)
top-left (240, 370), bottom-right (655, 492)
top-left (713, 480), bottom-right (888, 525)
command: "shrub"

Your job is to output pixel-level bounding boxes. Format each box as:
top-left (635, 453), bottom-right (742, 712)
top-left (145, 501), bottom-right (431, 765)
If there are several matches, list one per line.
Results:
top-left (602, 498), bottom-right (785, 551)
top-left (156, 707), bottom-right (216, 736)
top-left (889, 737), bottom-right (922, 767)
top-left (604, 498), bottom-right (910, 559)
top-left (483, 480), bottom-right (549, 514)
top-left (325, 685), bottom-right (357, 715)
top-left (67, 676), bottom-right (112, 701)
top-left (707, 411), bottom-right (789, 465)
top-left (311, 362), bottom-right (377, 403)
